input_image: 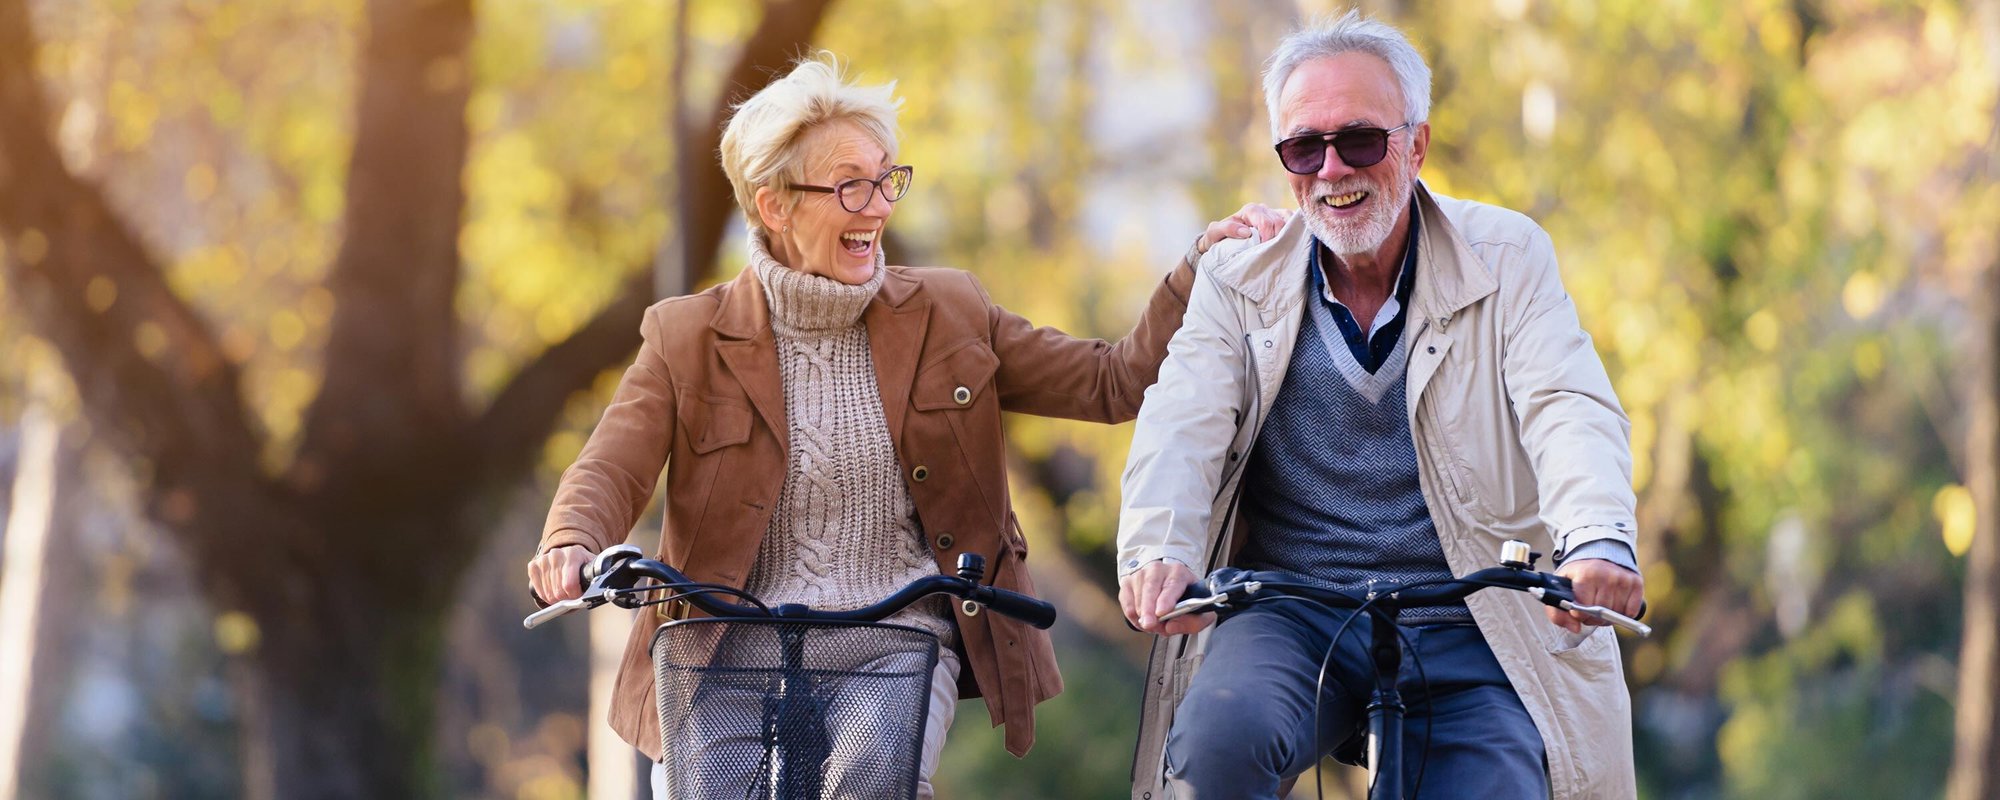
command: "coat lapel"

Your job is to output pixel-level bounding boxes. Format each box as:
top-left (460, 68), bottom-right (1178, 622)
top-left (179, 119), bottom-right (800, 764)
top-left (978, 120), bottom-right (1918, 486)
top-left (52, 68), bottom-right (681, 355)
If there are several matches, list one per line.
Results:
top-left (1404, 184), bottom-right (1498, 418)
top-left (710, 268), bottom-right (789, 452)
top-left (863, 267), bottom-right (929, 439)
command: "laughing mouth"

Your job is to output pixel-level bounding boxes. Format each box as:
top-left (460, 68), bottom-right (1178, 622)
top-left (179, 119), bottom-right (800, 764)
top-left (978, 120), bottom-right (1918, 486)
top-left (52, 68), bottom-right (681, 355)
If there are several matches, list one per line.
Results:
top-left (839, 229), bottom-right (877, 256)
top-left (1320, 190), bottom-right (1368, 210)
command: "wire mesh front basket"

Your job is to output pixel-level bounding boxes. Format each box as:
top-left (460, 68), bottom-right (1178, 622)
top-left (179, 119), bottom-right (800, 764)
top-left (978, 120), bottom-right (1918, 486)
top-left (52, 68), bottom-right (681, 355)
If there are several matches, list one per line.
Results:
top-left (651, 617), bottom-right (940, 800)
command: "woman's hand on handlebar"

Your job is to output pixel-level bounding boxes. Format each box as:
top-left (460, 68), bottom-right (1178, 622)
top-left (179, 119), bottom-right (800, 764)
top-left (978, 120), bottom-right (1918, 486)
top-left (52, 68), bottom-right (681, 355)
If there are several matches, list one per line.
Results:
top-left (1119, 559), bottom-right (1212, 636)
top-left (529, 545), bottom-right (595, 604)
top-left (1549, 558), bottom-right (1645, 634)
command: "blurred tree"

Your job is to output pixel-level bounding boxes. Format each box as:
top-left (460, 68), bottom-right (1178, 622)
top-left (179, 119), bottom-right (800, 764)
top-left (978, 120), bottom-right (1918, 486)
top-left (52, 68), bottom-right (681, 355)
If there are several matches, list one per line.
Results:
top-left (0, 0), bottom-right (834, 796)
top-left (1948, 4), bottom-right (2000, 793)
top-left (1947, 258), bottom-right (1996, 795)
top-left (1404, 1), bottom-right (1992, 796)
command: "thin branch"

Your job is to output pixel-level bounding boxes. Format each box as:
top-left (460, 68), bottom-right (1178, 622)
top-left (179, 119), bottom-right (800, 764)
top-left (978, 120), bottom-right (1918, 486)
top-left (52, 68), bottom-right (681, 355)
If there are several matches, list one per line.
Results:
top-left (654, 0), bottom-right (694, 299)
top-left (468, 269), bottom-right (652, 478)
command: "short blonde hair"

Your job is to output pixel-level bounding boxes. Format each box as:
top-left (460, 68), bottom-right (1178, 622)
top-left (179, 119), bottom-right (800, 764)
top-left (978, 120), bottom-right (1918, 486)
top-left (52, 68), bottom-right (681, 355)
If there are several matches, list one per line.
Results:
top-left (719, 53), bottom-right (903, 233)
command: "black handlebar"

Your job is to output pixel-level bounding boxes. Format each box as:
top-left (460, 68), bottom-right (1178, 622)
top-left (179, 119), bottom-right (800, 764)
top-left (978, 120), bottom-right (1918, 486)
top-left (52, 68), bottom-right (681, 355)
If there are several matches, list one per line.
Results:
top-left (970, 585), bottom-right (1060, 629)
top-left (527, 545), bottom-right (1059, 631)
top-left (1180, 565), bottom-right (1564, 606)
top-left (1171, 563), bottom-right (1649, 636)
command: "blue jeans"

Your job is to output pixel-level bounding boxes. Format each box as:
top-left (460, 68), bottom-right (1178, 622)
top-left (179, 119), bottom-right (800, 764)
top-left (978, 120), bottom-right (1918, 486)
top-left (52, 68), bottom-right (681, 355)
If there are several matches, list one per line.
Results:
top-left (1164, 601), bottom-right (1547, 799)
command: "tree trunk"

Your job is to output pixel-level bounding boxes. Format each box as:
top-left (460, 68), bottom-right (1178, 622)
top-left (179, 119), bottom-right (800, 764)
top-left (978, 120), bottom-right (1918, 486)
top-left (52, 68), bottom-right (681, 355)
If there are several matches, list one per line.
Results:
top-left (1945, 7), bottom-right (2000, 794)
top-left (0, 373), bottom-right (81, 799)
top-left (0, 0), bottom-right (840, 795)
top-left (1947, 249), bottom-right (2000, 800)
top-left (239, 580), bottom-right (452, 800)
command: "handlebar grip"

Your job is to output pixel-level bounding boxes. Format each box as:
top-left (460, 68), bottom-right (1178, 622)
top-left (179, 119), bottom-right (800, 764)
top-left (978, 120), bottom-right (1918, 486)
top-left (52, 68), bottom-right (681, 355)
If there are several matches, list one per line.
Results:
top-left (977, 587), bottom-right (1058, 630)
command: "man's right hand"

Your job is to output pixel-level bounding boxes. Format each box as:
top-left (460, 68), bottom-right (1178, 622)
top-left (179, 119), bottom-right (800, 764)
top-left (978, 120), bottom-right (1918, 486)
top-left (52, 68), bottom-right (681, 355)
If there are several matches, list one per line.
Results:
top-left (528, 545), bottom-right (595, 604)
top-left (1118, 559), bottom-right (1212, 636)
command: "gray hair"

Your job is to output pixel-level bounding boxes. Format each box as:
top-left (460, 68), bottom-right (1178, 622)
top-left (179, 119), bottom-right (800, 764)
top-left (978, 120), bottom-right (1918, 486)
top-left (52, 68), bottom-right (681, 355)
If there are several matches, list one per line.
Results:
top-left (719, 53), bottom-right (902, 233)
top-left (1261, 10), bottom-right (1433, 140)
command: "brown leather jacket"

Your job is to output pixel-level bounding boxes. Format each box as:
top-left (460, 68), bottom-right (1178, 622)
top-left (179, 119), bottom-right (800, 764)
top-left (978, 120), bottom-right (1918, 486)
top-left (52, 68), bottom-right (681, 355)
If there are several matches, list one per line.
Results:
top-left (537, 258), bottom-right (1194, 760)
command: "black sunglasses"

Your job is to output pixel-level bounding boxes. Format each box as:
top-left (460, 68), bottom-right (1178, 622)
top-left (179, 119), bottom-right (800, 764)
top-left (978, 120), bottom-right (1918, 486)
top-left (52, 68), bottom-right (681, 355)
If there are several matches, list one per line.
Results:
top-left (1273, 123), bottom-right (1413, 175)
top-left (788, 165), bottom-right (914, 213)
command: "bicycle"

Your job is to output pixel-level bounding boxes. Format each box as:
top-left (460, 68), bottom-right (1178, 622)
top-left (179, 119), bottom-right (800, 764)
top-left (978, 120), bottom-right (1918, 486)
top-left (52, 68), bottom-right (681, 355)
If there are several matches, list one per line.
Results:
top-left (524, 544), bottom-right (1058, 800)
top-left (1158, 539), bottom-right (1650, 800)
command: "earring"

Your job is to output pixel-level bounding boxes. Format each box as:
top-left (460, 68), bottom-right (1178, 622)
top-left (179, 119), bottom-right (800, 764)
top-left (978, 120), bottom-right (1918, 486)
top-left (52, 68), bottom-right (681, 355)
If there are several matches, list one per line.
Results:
top-left (781, 224), bottom-right (790, 234)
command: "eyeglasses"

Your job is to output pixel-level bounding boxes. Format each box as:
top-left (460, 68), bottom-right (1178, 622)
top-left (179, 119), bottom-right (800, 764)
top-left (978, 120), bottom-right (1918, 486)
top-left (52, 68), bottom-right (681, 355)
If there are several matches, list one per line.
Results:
top-left (788, 165), bottom-right (914, 213)
top-left (1273, 123), bottom-right (1413, 175)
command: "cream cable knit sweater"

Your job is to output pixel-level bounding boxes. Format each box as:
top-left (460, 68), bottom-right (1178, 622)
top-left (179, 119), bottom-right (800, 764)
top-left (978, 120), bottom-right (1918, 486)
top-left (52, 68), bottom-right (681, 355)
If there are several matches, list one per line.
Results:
top-left (742, 231), bottom-right (954, 645)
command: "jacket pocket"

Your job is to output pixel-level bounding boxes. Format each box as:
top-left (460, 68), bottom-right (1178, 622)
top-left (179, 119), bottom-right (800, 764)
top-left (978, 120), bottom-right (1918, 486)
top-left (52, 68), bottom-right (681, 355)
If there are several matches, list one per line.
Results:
top-left (913, 341), bottom-right (1000, 411)
top-left (1545, 623), bottom-right (1616, 659)
top-left (677, 393), bottom-right (753, 454)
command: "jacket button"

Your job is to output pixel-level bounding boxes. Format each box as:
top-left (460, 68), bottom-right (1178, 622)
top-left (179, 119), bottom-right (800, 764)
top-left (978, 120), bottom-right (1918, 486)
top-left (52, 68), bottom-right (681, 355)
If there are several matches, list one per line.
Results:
top-left (1427, 346), bottom-right (1437, 354)
top-left (912, 465), bottom-right (929, 482)
top-left (960, 599), bottom-right (980, 617)
top-left (936, 533), bottom-right (955, 550)
top-left (1228, 451), bottom-right (1240, 462)
top-left (953, 386), bottom-right (972, 405)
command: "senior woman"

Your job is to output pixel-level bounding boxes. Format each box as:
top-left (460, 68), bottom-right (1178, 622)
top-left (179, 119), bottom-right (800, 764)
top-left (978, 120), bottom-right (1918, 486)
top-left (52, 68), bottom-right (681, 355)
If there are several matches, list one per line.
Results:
top-left (527, 56), bottom-right (1284, 797)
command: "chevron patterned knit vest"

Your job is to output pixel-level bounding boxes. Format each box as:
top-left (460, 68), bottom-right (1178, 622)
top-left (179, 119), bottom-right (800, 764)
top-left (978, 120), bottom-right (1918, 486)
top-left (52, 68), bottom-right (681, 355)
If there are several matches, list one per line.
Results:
top-left (1237, 290), bottom-right (1468, 624)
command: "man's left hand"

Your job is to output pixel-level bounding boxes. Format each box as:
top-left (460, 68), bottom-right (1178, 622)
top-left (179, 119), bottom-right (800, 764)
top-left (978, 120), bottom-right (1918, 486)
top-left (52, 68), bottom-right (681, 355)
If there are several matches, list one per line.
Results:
top-left (1548, 558), bottom-right (1644, 634)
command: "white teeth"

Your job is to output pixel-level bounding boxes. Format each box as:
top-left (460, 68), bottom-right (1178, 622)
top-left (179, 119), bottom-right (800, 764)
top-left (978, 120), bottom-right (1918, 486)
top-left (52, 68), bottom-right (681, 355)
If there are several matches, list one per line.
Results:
top-left (840, 231), bottom-right (877, 243)
top-left (1323, 191), bottom-right (1366, 207)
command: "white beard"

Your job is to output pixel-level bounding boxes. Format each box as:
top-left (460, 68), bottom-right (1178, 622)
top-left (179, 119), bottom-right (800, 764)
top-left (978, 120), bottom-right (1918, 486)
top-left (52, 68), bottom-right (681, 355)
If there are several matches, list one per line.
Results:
top-left (1302, 175), bottom-right (1414, 257)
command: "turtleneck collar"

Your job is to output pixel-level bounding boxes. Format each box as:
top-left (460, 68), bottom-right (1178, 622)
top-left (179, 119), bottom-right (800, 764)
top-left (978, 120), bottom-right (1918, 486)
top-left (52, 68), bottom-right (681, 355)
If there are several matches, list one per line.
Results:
top-left (747, 227), bottom-right (886, 338)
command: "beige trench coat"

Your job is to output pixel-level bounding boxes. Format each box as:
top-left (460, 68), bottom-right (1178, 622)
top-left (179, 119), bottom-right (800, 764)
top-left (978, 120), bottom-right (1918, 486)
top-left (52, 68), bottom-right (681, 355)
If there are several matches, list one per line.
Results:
top-left (1117, 184), bottom-right (1638, 799)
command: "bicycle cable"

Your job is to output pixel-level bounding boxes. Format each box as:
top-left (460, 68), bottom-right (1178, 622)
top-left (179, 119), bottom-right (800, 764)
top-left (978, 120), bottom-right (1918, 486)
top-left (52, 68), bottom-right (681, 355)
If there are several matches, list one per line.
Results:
top-left (607, 582), bottom-right (774, 615)
top-left (1285, 569), bottom-right (1596, 798)
top-left (1290, 582), bottom-right (1449, 800)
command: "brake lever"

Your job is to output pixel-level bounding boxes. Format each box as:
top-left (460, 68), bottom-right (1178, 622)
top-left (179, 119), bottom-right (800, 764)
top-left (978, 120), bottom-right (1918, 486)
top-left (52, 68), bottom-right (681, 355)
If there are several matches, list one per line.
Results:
top-left (1528, 587), bottom-right (1653, 637)
top-left (1158, 593), bottom-right (1227, 623)
top-left (523, 597), bottom-right (590, 629)
top-left (1157, 580), bottom-right (1262, 623)
top-left (1557, 600), bottom-right (1652, 637)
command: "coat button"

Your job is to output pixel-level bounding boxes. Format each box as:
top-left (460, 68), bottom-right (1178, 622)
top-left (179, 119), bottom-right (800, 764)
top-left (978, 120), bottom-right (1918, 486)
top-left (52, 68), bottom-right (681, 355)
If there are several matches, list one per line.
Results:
top-left (1427, 346), bottom-right (1437, 354)
top-left (936, 533), bottom-right (955, 550)
top-left (960, 599), bottom-right (981, 617)
top-left (953, 386), bottom-right (972, 405)
top-left (912, 465), bottom-right (929, 482)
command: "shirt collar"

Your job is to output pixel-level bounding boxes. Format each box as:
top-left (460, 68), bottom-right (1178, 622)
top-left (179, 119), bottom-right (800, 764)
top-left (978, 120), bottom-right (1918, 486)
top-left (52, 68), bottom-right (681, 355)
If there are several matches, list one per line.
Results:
top-left (1308, 195), bottom-right (1421, 335)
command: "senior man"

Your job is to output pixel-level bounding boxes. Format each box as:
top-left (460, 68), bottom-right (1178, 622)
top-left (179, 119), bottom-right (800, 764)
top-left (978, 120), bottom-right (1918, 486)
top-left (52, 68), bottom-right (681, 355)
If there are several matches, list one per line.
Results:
top-left (1116, 12), bottom-right (1643, 799)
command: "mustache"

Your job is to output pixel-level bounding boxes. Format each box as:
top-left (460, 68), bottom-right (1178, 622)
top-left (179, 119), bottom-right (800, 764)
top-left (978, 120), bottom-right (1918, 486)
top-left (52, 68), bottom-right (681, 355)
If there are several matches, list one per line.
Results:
top-left (1306, 179), bottom-right (1376, 201)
